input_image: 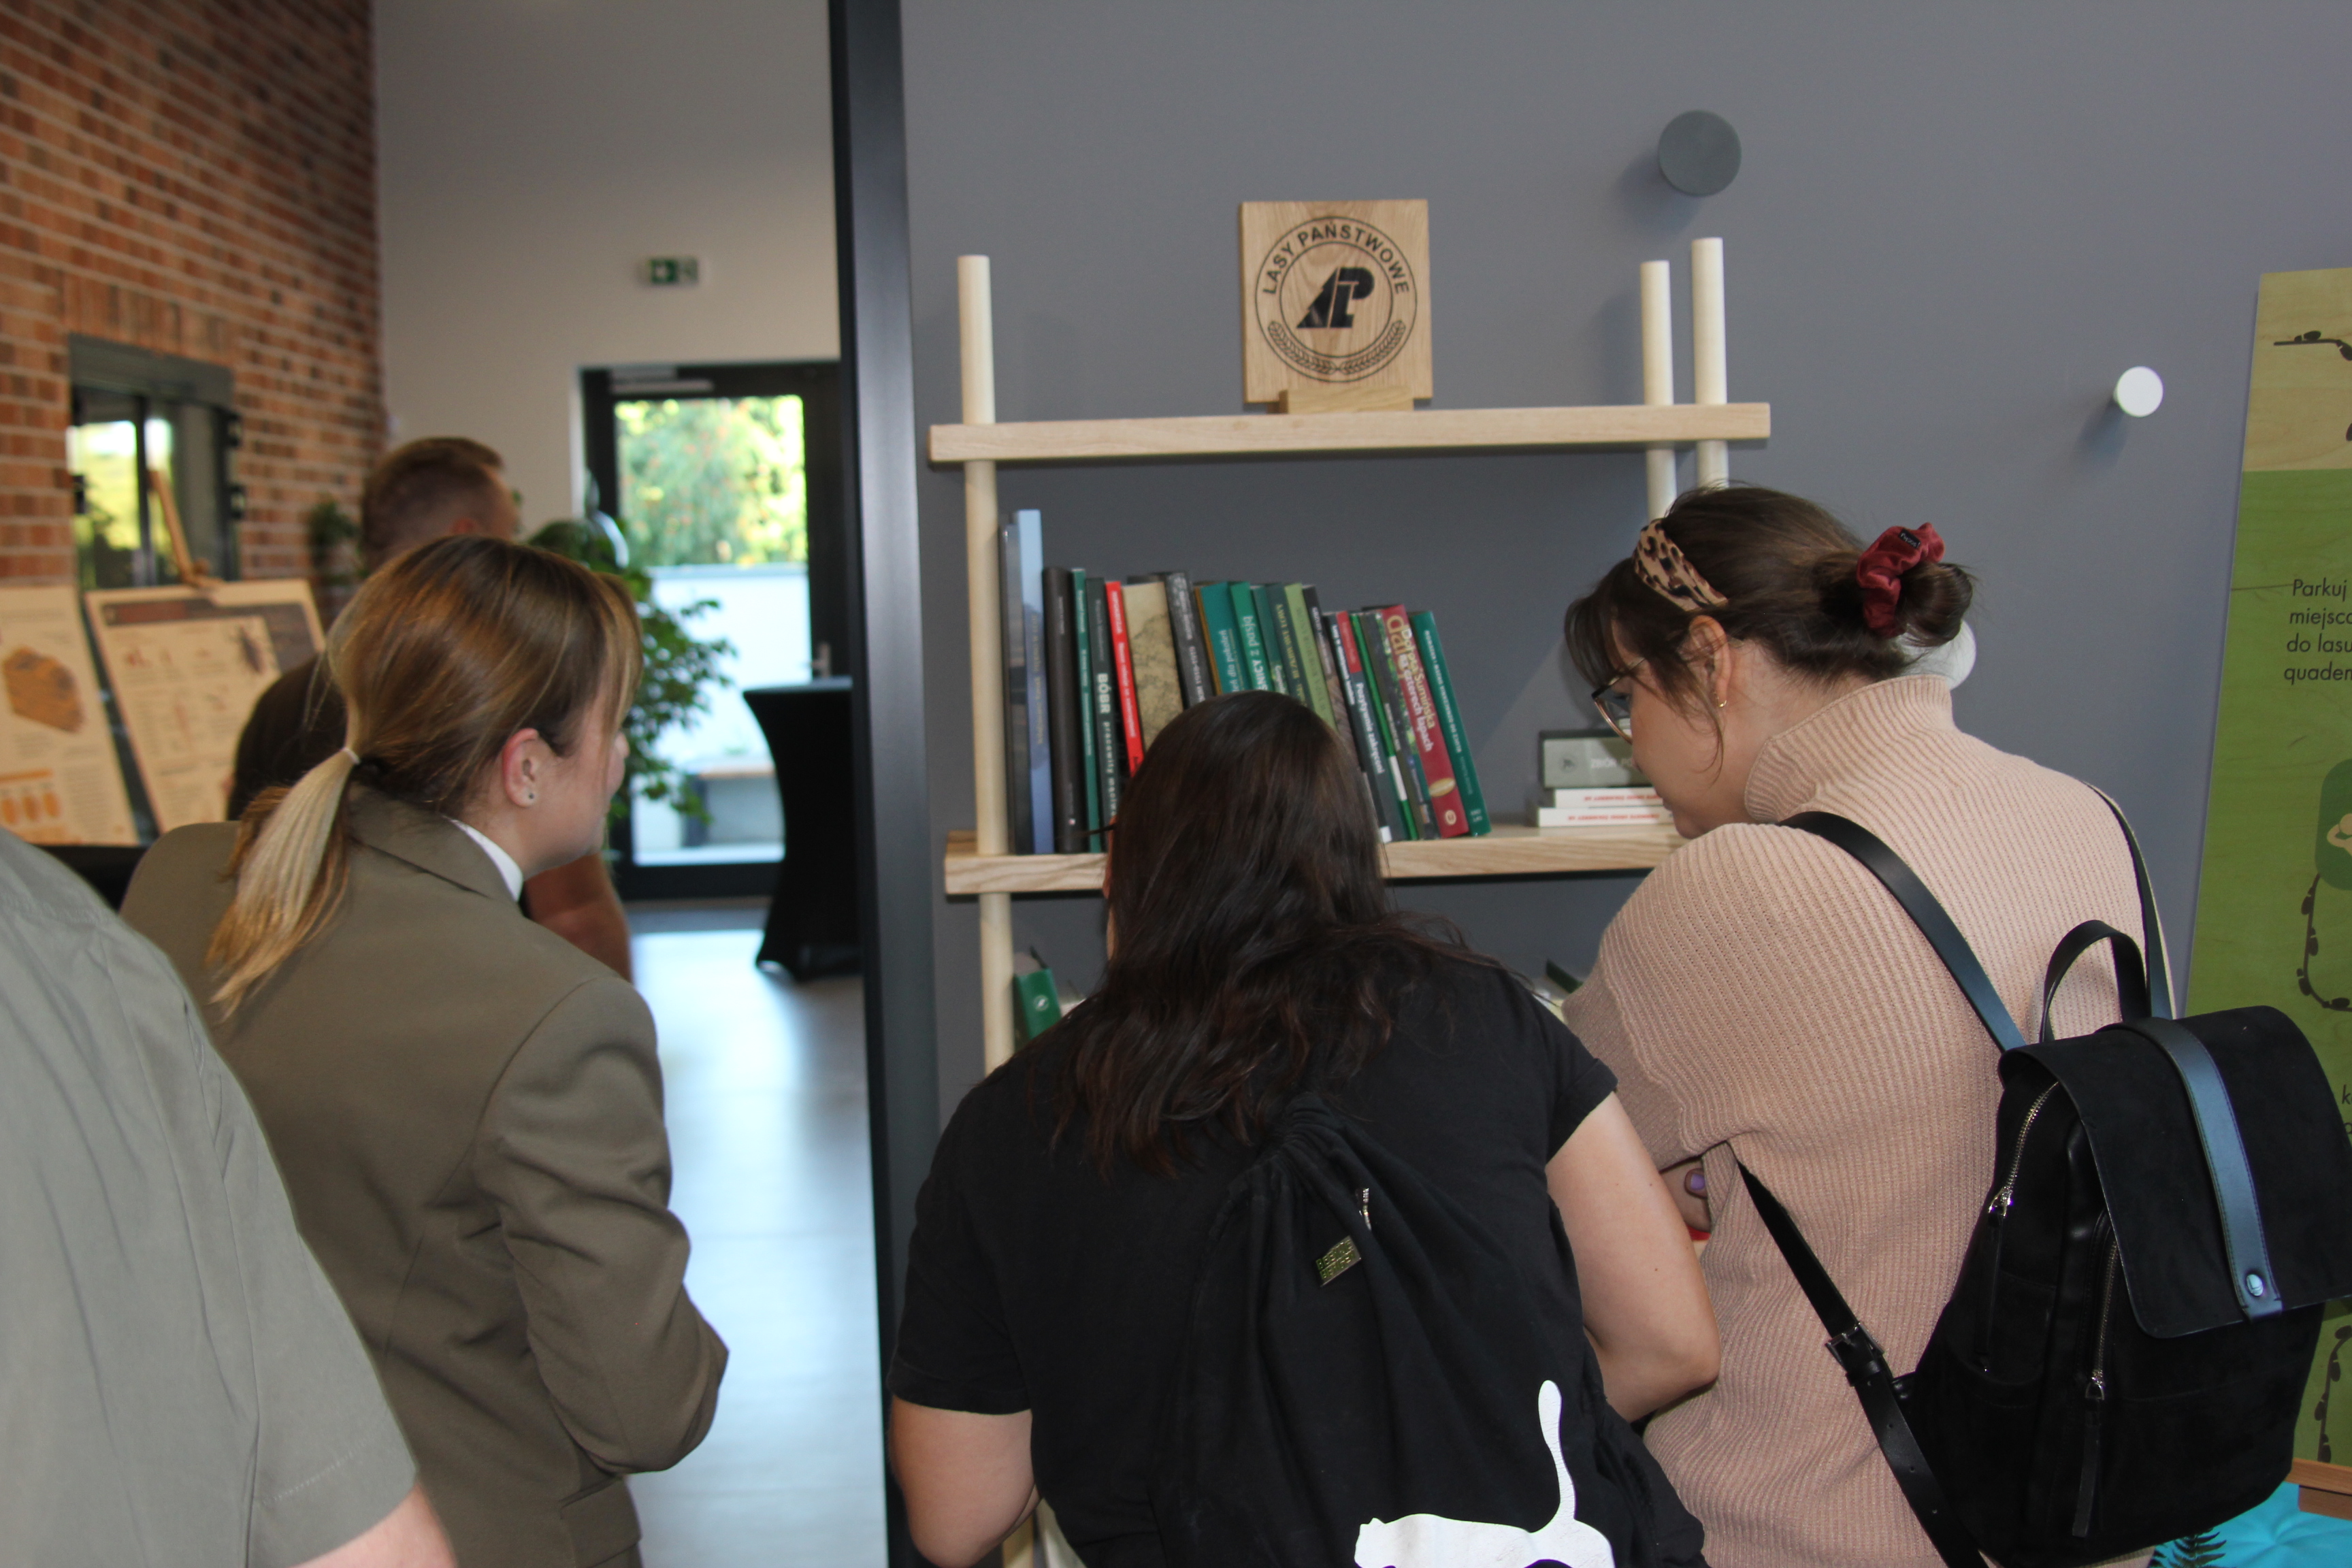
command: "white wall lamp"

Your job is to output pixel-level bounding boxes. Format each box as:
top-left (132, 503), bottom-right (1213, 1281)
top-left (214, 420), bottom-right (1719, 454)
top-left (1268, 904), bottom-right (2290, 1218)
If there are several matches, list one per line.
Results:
top-left (2113, 365), bottom-right (2165, 418)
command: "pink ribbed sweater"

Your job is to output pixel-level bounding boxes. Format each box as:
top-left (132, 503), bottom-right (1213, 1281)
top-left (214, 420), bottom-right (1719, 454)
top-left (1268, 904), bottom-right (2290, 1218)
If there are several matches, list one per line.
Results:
top-left (1563, 676), bottom-right (2145, 1568)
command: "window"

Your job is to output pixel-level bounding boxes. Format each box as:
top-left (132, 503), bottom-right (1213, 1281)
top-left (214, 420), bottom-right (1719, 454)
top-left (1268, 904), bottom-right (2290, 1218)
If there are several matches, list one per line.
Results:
top-left (66, 337), bottom-right (242, 590)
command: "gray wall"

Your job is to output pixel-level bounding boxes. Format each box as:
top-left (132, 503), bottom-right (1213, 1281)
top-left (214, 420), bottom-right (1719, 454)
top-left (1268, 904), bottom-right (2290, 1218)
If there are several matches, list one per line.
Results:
top-left (901, 0), bottom-right (2352, 1115)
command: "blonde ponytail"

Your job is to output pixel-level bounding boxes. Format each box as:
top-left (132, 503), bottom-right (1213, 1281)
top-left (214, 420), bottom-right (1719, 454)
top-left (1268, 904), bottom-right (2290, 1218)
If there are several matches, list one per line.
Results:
top-left (208, 744), bottom-right (361, 1013)
top-left (202, 534), bottom-right (640, 1016)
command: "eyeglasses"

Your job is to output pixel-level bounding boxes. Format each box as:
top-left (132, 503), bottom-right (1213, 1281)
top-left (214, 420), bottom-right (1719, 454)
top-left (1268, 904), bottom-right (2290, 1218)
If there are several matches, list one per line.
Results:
top-left (1590, 659), bottom-right (1646, 742)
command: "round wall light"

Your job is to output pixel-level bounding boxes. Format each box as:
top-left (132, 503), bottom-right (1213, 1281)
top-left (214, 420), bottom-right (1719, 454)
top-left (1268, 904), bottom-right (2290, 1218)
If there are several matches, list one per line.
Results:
top-left (2114, 366), bottom-right (2165, 418)
top-left (1658, 111), bottom-right (1742, 197)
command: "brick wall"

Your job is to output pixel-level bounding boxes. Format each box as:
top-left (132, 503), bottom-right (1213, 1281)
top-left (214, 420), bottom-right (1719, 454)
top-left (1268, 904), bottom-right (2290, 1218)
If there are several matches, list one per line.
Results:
top-left (0, 0), bottom-right (379, 585)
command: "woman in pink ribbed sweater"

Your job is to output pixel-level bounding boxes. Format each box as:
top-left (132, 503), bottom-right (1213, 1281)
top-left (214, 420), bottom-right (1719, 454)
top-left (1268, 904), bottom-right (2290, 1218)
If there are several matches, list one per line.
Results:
top-left (1559, 485), bottom-right (2147, 1568)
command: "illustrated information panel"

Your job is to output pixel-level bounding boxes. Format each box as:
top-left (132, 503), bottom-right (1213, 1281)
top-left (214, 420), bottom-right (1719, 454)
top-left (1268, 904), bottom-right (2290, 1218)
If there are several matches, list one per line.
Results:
top-left (2187, 265), bottom-right (2352, 1466)
top-left (85, 581), bottom-right (322, 833)
top-left (0, 585), bottom-right (137, 844)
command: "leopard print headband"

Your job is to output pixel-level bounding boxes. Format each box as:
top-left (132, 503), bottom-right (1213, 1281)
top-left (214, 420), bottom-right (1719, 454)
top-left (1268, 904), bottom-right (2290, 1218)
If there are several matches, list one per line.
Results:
top-left (1631, 519), bottom-right (1729, 612)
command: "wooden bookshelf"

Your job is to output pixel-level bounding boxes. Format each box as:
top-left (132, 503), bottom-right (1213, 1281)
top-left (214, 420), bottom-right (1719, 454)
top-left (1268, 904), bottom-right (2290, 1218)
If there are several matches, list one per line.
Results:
top-left (938, 251), bottom-right (1762, 1085)
top-left (945, 822), bottom-right (1687, 896)
top-left (929, 402), bottom-right (1769, 466)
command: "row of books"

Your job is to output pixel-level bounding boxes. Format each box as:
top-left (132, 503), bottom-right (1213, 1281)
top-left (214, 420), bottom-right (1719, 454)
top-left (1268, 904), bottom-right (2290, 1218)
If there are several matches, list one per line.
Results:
top-left (997, 508), bottom-right (1493, 854)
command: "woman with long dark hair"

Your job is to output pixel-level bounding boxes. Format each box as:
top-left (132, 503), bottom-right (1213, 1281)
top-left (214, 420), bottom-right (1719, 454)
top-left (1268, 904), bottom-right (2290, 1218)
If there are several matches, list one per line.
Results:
top-left (887, 691), bottom-right (1717, 1567)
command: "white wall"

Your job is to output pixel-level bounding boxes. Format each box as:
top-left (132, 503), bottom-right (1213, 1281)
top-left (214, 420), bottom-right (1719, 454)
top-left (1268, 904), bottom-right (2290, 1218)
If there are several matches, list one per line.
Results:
top-left (375, 0), bottom-right (838, 529)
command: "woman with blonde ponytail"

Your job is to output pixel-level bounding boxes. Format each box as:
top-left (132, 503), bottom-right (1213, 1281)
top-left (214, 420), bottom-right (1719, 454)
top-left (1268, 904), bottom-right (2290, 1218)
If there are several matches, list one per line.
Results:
top-left (125, 535), bottom-right (726, 1568)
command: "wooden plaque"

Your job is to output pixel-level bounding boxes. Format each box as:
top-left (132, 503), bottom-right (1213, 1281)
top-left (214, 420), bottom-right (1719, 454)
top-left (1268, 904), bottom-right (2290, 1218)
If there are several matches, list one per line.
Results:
top-left (1240, 201), bottom-right (1431, 410)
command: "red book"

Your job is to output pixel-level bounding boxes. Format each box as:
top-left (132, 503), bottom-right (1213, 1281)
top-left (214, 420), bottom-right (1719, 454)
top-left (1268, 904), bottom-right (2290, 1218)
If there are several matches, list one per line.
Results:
top-left (1376, 606), bottom-right (1468, 838)
top-left (1104, 578), bottom-right (1145, 773)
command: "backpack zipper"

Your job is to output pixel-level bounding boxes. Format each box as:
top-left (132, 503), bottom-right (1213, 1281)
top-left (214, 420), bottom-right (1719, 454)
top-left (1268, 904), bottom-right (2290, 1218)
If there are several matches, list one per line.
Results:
top-left (1977, 1081), bottom-right (2061, 1368)
top-left (2070, 1231), bottom-right (2120, 1539)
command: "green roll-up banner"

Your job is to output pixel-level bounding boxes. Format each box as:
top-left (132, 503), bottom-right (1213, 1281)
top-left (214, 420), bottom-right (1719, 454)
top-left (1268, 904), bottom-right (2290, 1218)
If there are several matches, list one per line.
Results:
top-left (2189, 266), bottom-right (2352, 1470)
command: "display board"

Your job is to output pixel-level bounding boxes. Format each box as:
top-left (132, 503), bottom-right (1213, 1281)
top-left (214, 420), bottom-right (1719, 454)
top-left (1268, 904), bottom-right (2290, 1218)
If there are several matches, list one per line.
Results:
top-left (1239, 199), bottom-right (1432, 412)
top-left (84, 581), bottom-right (322, 834)
top-left (2187, 265), bottom-right (2352, 1469)
top-left (0, 585), bottom-right (137, 845)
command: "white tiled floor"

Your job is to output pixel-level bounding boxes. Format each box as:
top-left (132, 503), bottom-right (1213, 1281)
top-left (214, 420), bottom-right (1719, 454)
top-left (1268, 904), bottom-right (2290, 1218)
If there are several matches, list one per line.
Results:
top-left (627, 925), bottom-right (886, 1566)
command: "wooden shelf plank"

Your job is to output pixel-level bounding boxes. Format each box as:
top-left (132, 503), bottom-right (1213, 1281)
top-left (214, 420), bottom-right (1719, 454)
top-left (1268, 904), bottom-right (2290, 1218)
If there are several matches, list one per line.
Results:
top-left (929, 402), bottom-right (1769, 466)
top-left (2291, 1458), bottom-right (2352, 1518)
top-left (943, 822), bottom-right (1685, 896)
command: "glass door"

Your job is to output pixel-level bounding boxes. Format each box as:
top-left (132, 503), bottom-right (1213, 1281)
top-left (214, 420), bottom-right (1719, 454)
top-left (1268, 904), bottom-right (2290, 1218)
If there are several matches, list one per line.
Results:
top-left (582, 361), bottom-right (844, 900)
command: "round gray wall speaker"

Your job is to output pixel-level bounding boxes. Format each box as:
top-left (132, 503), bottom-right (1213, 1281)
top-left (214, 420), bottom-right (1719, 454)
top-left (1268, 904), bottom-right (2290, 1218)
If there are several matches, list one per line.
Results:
top-left (1658, 111), bottom-right (1742, 197)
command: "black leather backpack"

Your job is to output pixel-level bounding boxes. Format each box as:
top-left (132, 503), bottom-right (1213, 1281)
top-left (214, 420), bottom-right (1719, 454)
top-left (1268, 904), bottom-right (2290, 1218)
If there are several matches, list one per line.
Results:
top-left (1155, 1095), bottom-right (1704, 1568)
top-left (1743, 806), bottom-right (2352, 1568)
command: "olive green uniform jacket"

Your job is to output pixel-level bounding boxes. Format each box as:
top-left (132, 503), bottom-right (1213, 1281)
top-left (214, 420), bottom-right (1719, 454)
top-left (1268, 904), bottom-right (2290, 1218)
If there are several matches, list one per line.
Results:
top-left (125, 789), bottom-right (727, 1568)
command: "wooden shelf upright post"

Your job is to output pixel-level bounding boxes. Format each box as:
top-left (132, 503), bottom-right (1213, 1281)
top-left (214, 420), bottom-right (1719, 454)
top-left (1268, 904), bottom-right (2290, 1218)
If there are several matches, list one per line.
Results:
top-left (1692, 237), bottom-right (1729, 488)
top-left (960, 257), bottom-right (1020, 1077)
top-left (960, 253), bottom-right (1038, 1568)
top-left (1639, 259), bottom-right (1676, 520)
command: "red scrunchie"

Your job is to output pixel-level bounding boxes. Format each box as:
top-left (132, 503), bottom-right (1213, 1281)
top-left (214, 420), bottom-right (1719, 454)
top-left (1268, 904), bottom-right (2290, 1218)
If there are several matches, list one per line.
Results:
top-left (1856, 523), bottom-right (1944, 637)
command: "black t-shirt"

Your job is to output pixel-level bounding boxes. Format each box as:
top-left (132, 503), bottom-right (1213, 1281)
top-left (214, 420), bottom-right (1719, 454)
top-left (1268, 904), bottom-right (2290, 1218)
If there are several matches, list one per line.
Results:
top-left (889, 953), bottom-right (1618, 1567)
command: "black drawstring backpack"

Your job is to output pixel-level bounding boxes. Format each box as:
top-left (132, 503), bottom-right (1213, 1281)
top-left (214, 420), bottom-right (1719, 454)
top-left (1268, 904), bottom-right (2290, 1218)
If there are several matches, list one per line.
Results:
top-left (1743, 805), bottom-right (2352, 1568)
top-left (1154, 1094), bottom-right (1705, 1568)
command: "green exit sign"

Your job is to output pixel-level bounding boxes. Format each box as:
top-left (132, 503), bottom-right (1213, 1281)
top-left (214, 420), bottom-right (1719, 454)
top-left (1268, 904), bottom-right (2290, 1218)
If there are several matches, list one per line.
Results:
top-left (644, 257), bottom-right (700, 287)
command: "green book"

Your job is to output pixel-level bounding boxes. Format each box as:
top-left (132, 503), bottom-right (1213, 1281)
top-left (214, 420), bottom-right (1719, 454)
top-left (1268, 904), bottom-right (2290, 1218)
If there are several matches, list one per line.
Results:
top-left (1281, 584), bottom-right (1335, 728)
top-left (1073, 569), bottom-right (1102, 849)
top-left (1266, 585), bottom-right (1311, 702)
top-left (1252, 585), bottom-right (1292, 694)
top-left (1410, 610), bottom-right (1490, 836)
top-left (1195, 581), bottom-right (1245, 693)
top-left (1229, 581), bottom-right (1274, 690)
top-left (1354, 611), bottom-right (1420, 838)
top-left (1014, 966), bottom-right (1063, 1043)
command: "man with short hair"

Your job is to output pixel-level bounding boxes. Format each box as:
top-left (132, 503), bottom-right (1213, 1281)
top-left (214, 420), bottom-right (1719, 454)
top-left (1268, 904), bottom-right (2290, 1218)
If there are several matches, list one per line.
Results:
top-left (231, 437), bottom-right (634, 976)
top-left (0, 823), bottom-right (455, 1568)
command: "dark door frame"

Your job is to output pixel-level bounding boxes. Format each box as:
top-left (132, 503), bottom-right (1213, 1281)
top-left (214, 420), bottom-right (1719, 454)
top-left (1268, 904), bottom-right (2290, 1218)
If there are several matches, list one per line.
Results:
top-left (580, 359), bottom-right (850, 901)
top-left (830, 2), bottom-right (939, 1564)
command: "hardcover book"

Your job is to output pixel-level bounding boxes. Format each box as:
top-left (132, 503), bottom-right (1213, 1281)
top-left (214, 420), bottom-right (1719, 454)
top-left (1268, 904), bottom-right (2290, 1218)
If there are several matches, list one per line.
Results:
top-left (1017, 512), bottom-right (1053, 855)
top-left (1376, 604), bottom-right (1467, 838)
top-left (1122, 578), bottom-right (1184, 749)
top-left (1044, 566), bottom-right (1086, 853)
top-left (998, 519), bottom-right (1032, 853)
top-left (1411, 610), bottom-right (1490, 836)
top-left (1071, 568), bottom-right (1102, 849)
top-left (1157, 570), bottom-right (1215, 706)
top-left (1085, 576), bottom-right (1124, 828)
top-left (1254, 584), bottom-right (1296, 695)
top-left (1195, 582), bottom-right (1246, 694)
top-left (1336, 610), bottom-right (1412, 840)
top-left (1229, 582), bottom-right (1274, 691)
top-left (1281, 584), bottom-right (1337, 730)
top-left (1301, 588), bottom-right (1359, 766)
top-left (1105, 578), bottom-right (1146, 773)
top-left (1356, 610), bottom-right (1433, 838)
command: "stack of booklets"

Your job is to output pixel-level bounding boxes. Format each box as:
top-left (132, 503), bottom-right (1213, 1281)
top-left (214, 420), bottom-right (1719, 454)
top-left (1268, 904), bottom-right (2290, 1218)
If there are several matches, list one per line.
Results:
top-left (1535, 787), bottom-right (1673, 827)
top-left (996, 508), bottom-right (1492, 854)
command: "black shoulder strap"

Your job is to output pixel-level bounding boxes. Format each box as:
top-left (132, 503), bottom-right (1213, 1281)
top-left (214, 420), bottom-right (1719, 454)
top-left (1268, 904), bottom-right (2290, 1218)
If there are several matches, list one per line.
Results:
top-left (2115, 1017), bottom-right (2284, 1320)
top-left (1736, 1163), bottom-right (1982, 1568)
top-left (1794, 801), bottom-right (2276, 1326)
top-left (1784, 811), bottom-right (2027, 1052)
top-left (2091, 789), bottom-right (2173, 1019)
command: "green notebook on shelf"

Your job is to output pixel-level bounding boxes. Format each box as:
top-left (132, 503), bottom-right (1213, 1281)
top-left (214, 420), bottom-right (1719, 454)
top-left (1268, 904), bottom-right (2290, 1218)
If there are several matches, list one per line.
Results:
top-left (1229, 581), bottom-right (1274, 691)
